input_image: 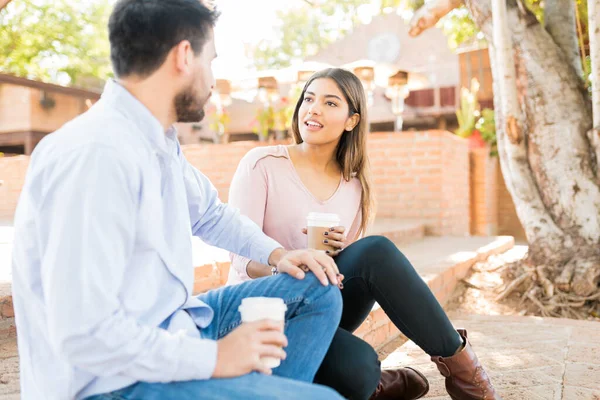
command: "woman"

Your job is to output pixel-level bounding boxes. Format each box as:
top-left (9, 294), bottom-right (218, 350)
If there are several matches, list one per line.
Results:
top-left (227, 68), bottom-right (499, 400)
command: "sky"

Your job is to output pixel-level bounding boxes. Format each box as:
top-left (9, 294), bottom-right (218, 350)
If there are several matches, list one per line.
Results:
top-left (210, 0), bottom-right (389, 79)
top-left (212, 0), bottom-right (291, 78)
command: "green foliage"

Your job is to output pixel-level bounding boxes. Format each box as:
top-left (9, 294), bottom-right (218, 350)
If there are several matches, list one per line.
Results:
top-left (441, 9), bottom-right (482, 49)
top-left (253, 105), bottom-right (275, 138)
top-left (207, 105), bottom-right (231, 135)
top-left (455, 78), bottom-right (497, 155)
top-left (253, 0), bottom-right (366, 70)
top-left (476, 108), bottom-right (497, 156)
top-left (455, 79), bottom-right (480, 138)
top-left (0, 0), bottom-right (112, 87)
top-left (252, 96), bottom-right (295, 138)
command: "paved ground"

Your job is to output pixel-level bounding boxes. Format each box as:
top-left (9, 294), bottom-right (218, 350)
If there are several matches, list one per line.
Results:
top-left (0, 339), bottom-right (18, 399)
top-left (382, 313), bottom-right (600, 400)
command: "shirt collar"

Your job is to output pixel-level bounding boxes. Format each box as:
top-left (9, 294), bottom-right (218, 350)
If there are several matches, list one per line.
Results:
top-left (101, 79), bottom-right (171, 154)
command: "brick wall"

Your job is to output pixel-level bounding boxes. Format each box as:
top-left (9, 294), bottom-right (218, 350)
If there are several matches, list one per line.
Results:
top-left (469, 150), bottom-right (526, 240)
top-left (184, 131), bottom-right (470, 235)
top-left (368, 131), bottom-right (469, 235)
top-left (440, 134), bottom-right (471, 235)
top-left (0, 156), bottom-right (29, 222)
top-left (470, 148), bottom-right (498, 236)
top-left (182, 140), bottom-right (291, 203)
top-left (0, 131), bottom-right (471, 235)
top-left (29, 89), bottom-right (88, 133)
top-left (0, 84), bottom-right (90, 134)
top-left (0, 85), bottom-right (31, 133)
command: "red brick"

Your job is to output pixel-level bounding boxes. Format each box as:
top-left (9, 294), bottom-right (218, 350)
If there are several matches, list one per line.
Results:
top-left (0, 130), bottom-right (479, 236)
top-left (193, 276), bottom-right (221, 294)
top-left (194, 264), bottom-right (216, 280)
top-left (1, 301), bottom-right (14, 319)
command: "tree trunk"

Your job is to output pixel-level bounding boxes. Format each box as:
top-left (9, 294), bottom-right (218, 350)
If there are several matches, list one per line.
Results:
top-left (411, 0), bottom-right (600, 299)
top-left (589, 0), bottom-right (600, 174)
top-left (491, 0), bottom-right (522, 145)
top-left (544, 0), bottom-right (584, 78)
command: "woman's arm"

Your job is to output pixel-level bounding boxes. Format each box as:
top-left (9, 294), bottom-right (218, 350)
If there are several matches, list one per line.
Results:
top-left (345, 209), bottom-right (363, 246)
top-left (228, 151), bottom-right (272, 279)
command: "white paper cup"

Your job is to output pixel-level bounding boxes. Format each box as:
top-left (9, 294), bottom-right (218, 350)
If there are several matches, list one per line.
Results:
top-left (238, 297), bottom-right (287, 368)
top-left (306, 212), bottom-right (341, 251)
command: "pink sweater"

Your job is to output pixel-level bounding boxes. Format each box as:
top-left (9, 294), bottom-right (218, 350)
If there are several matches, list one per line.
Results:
top-left (226, 145), bottom-right (363, 285)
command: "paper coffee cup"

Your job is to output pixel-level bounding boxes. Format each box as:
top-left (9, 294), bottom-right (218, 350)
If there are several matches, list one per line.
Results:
top-left (238, 297), bottom-right (287, 368)
top-left (306, 212), bottom-right (341, 251)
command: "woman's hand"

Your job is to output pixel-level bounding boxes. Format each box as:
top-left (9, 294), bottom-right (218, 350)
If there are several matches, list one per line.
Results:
top-left (301, 226), bottom-right (347, 257)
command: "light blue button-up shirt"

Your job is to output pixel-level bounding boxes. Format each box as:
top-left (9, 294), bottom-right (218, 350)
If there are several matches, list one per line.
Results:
top-left (11, 80), bottom-right (281, 400)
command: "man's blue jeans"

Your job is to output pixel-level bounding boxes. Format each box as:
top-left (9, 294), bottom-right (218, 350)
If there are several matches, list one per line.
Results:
top-left (86, 273), bottom-right (344, 399)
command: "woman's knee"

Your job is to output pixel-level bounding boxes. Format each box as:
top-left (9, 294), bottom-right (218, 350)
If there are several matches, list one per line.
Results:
top-left (347, 236), bottom-right (414, 275)
top-left (359, 235), bottom-right (398, 256)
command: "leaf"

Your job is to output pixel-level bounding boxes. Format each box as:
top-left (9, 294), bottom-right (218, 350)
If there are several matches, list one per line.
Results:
top-left (0, 0), bottom-right (112, 87)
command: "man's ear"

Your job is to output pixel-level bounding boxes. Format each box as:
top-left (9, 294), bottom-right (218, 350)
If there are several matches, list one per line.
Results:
top-left (173, 40), bottom-right (194, 75)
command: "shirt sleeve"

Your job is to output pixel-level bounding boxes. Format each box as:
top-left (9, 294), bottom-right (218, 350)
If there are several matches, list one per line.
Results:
top-left (227, 153), bottom-right (270, 279)
top-left (38, 145), bottom-right (218, 382)
top-left (179, 144), bottom-right (281, 266)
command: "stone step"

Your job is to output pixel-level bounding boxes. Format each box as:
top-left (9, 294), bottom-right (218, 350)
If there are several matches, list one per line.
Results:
top-left (366, 218), bottom-right (425, 245)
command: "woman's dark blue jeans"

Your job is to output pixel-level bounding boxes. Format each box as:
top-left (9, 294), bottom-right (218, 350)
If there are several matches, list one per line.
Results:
top-left (314, 236), bottom-right (462, 399)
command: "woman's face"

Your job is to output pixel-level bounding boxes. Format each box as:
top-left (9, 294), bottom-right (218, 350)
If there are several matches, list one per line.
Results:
top-left (297, 78), bottom-right (358, 146)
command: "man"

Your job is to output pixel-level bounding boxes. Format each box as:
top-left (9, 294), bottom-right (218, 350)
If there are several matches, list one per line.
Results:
top-left (11, 1), bottom-right (345, 399)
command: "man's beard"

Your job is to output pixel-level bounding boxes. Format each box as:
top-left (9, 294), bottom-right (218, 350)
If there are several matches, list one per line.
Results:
top-left (174, 85), bottom-right (207, 123)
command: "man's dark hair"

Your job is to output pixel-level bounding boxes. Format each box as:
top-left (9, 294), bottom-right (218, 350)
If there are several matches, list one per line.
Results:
top-left (108, 0), bottom-right (219, 78)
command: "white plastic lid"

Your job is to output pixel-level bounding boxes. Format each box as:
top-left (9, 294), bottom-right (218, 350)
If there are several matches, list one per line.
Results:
top-left (238, 297), bottom-right (287, 311)
top-left (306, 212), bottom-right (341, 225)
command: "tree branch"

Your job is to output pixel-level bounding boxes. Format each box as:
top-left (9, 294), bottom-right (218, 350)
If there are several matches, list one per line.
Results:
top-left (0, 0), bottom-right (13, 11)
top-left (408, 0), bottom-right (464, 37)
top-left (544, 0), bottom-right (584, 78)
top-left (492, 0), bottom-right (522, 144)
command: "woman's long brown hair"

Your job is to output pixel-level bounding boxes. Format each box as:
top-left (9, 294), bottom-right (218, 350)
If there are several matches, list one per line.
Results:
top-left (290, 68), bottom-right (375, 239)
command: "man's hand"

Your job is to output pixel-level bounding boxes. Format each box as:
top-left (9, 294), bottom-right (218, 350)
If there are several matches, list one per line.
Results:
top-left (271, 248), bottom-right (340, 286)
top-left (212, 320), bottom-right (287, 378)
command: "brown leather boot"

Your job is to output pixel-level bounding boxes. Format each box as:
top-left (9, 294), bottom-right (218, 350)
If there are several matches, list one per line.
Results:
top-left (368, 367), bottom-right (429, 400)
top-left (431, 329), bottom-right (501, 400)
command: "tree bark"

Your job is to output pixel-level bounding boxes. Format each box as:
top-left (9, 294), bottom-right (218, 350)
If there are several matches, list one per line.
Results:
top-left (410, 0), bottom-right (600, 297)
top-left (589, 0), bottom-right (600, 175)
top-left (491, 0), bottom-right (522, 145)
top-left (0, 0), bottom-right (13, 11)
top-left (408, 0), bottom-right (464, 36)
top-left (544, 0), bottom-right (584, 78)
